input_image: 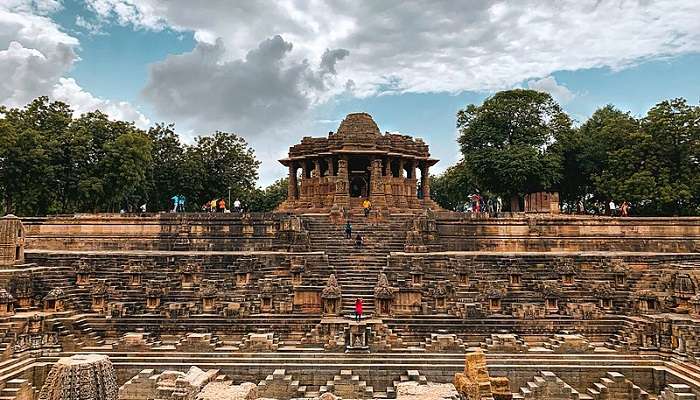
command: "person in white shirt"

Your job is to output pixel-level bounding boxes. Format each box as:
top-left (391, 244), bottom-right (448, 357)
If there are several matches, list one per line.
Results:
top-left (233, 199), bottom-right (241, 212)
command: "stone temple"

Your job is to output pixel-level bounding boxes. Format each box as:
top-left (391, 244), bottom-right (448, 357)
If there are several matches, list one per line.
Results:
top-left (0, 113), bottom-right (699, 399)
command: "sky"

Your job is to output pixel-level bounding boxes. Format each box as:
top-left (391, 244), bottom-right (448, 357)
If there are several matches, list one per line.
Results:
top-left (1, 0), bottom-right (700, 186)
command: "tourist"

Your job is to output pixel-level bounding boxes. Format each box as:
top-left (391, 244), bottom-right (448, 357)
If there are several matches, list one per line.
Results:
top-left (362, 199), bottom-right (372, 217)
top-left (210, 199), bottom-right (217, 213)
top-left (496, 197), bottom-right (503, 214)
top-left (355, 233), bottom-right (363, 249)
top-left (170, 195), bottom-right (179, 212)
top-left (354, 298), bottom-right (363, 322)
top-left (233, 199), bottom-right (242, 213)
top-left (177, 195), bottom-right (186, 212)
top-left (139, 203), bottom-right (147, 213)
top-left (609, 200), bottom-right (616, 216)
top-left (621, 201), bottom-right (630, 217)
top-left (345, 221), bottom-right (352, 239)
top-left (218, 198), bottom-right (226, 213)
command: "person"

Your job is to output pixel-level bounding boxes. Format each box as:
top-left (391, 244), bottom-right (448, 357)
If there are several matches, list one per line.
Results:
top-left (621, 201), bottom-right (630, 217)
top-left (170, 195), bottom-right (179, 212)
top-left (210, 199), bottom-right (217, 213)
top-left (218, 198), bottom-right (226, 213)
top-left (362, 199), bottom-right (372, 217)
top-left (354, 298), bottom-right (363, 322)
top-left (201, 202), bottom-right (209, 212)
top-left (233, 199), bottom-right (241, 212)
top-left (139, 203), bottom-right (147, 213)
top-left (354, 233), bottom-right (363, 249)
top-left (344, 221), bottom-right (352, 239)
top-left (496, 197), bottom-right (503, 214)
top-left (177, 195), bottom-right (186, 212)
top-left (609, 200), bottom-right (616, 216)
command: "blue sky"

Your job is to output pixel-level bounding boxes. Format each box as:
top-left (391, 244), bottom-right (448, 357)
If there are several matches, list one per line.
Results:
top-left (2, 1), bottom-right (699, 185)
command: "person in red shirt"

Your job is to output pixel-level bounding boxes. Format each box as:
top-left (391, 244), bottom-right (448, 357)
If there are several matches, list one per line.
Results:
top-left (354, 298), bottom-right (363, 322)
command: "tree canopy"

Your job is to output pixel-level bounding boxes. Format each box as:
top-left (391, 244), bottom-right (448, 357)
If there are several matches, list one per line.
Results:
top-left (440, 90), bottom-right (700, 216)
top-left (0, 97), bottom-right (272, 215)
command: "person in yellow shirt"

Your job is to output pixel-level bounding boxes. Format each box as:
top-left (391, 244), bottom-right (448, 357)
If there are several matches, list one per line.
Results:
top-left (210, 199), bottom-right (216, 212)
top-left (362, 199), bottom-right (372, 217)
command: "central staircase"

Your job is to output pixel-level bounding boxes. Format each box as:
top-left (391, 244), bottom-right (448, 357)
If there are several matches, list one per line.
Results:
top-left (302, 212), bottom-right (413, 317)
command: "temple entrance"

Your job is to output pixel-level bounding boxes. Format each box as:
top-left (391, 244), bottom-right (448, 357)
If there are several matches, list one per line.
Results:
top-left (348, 156), bottom-right (371, 198)
top-left (350, 176), bottom-right (368, 197)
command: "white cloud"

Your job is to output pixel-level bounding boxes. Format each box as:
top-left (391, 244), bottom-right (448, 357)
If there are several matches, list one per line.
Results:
top-left (80, 0), bottom-right (700, 184)
top-left (52, 77), bottom-right (150, 129)
top-left (0, 3), bottom-right (77, 106)
top-left (526, 76), bottom-right (575, 104)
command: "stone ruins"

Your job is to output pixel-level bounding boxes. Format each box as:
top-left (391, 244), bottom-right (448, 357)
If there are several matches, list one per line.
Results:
top-left (0, 113), bottom-right (699, 399)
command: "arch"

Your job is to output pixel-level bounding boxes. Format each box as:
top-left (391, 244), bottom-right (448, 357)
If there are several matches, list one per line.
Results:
top-left (350, 176), bottom-right (368, 198)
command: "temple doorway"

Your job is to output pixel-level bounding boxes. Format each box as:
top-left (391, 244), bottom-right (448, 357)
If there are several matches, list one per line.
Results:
top-left (350, 176), bottom-right (368, 197)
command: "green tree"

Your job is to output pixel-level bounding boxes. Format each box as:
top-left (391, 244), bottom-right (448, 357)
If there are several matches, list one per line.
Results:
top-left (146, 124), bottom-right (186, 211)
top-left (457, 89), bottom-right (570, 206)
top-left (430, 162), bottom-right (475, 211)
top-left (102, 130), bottom-right (153, 212)
top-left (181, 132), bottom-right (260, 210)
top-left (247, 178), bottom-right (288, 212)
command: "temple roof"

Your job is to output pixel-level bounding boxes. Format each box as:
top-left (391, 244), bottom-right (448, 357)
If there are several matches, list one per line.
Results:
top-left (280, 112), bottom-right (438, 165)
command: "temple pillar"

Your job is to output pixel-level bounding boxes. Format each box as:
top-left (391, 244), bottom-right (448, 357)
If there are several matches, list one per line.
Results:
top-left (421, 163), bottom-right (431, 200)
top-left (408, 160), bottom-right (419, 208)
top-left (325, 157), bottom-right (335, 206)
top-left (398, 159), bottom-right (408, 208)
top-left (383, 158), bottom-right (394, 207)
top-left (287, 164), bottom-right (298, 203)
top-left (312, 159), bottom-right (321, 208)
top-left (369, 158), bottom-right (387, 209)
top-left (334, 156), bottom-right (350, 209)
top-left (299, 162), bottom-right (309, 205)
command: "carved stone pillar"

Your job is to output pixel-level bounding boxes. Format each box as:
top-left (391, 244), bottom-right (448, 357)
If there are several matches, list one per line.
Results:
top-left (287, 164), bottom-right (298, 203)
top-left (312, 159), bottom-right (321, 207)
top-left (421, 163), bottom-right (431, 200)
top-left (383, 158), bottom-right (394, 207)
top-left (408, 160), bottom-right (420, 208)
top-left (369, 158), bottom-right (386, 208)
top-left (299, 162), bottom-right (309, 205)
top-left (334, 156), bottom-right (349, 209)
top-left (397, 158), bottom-right (408, 208)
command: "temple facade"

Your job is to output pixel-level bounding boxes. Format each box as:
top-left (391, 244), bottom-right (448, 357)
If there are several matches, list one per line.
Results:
top-left (277, 112), bottom-right (439, 211)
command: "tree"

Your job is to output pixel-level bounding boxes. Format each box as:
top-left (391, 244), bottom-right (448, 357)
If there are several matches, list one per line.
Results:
top-left (146, 124), bottom-right (186, 211)
top-left (247, 178), bottom-right (288, 212)
top-left (102, 130), bottom-right (153, 212)
top-left (457, 89), bottom-right (570, 205)
top-left (555, 105), bottom-right (639, 211)
top-left (430, 162), bottom-right (475, 211)
top-left (181, 132), bottom-right (260, 210)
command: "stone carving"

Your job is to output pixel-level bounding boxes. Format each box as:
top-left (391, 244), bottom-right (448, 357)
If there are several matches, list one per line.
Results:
top-left (454, 349), bottom-right (511, 400)
top-left (38, 354), bottom-right (117, 400)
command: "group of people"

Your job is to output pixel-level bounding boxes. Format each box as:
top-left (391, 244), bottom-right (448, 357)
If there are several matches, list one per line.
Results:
top-left (575, 200), bottom-right (631, 216)
top-left (197, 198), bottom-right (244, 213)
top-left (465, 194), bottom-right (502, 214)
top-left (344, 221), bottom-right (363, 248)
top-left (170, 195), bottom-right (186, 212)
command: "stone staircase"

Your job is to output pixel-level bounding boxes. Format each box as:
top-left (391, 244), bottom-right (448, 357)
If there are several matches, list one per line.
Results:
top-left (302, 212), bottom-right (411, 317)
top-left (584, 372), bottom-right (649, 400)
top-left (512, 371), bottom-right (584, 400)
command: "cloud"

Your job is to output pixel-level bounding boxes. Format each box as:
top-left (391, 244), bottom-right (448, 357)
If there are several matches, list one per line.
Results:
top-left (142, 35), bottom-right (348, 136)
top-left (52, 77), bottom-right (150, 129)
top-left (0, 4), bottom-right (78, 106)
top-left (526, 76), bottom-right (575, 104)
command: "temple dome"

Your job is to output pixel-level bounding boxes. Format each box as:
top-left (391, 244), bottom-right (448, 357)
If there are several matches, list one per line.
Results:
top-left (335, 112), bottom-right (381, 136)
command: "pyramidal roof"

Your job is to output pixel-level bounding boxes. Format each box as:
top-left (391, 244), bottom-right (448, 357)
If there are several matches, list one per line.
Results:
top-left (335, 112), bottom-right (381, 136)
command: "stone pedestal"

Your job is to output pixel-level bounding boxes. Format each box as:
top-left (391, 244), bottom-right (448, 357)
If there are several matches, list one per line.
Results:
top-left (38, 354), bottom-right (117, 400)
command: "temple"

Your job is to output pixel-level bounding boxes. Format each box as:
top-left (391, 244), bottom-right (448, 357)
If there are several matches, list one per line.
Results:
top-left (278, 112), bottom-right (439, 211)
top-left (2, 113), bottom-right (700, 399)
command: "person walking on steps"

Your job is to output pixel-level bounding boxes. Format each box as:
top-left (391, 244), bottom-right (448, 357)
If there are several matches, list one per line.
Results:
top-left (362, 199), bottom-right (372, 217)
top-left (354, 233), bottom-right (363, 249)
top-left (344, 221), bottom-right (352, 239)
top-left (354, 298), bottom-right (363, 322)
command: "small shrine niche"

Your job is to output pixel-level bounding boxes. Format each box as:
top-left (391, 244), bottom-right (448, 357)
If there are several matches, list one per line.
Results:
top-left (674, 272), bottom-right (696, 309)
top-left (321, 274), bottom-right (342, 316)
top-left (75, 260), bottom-right (93, 286)
top-left (0, 289), bottom-right (15, 316)
top-left (0, 214), bottom-right (25, 266)
top-left (457, 271), bottom-right (469, 286)
top-left (235, 258), bottom-right (254, 287)
top-left (10, 272), bottom-right (33, 308)
top-left (483, 283), bottom-right (505, 313)
top-left (608, 259), bottom-right (628, 286)
top-left (601, 298), bottom-right (613, 310)
top-left (290, 257), bottom-right (306, 287)
top-left (595, 282), bottom-right (615, 311)
top-left (260, 280), bottom-right (275, 313)
top-left (409, 257), bottom-right (424, 287)
top-left (545, 298), bottom-right (559, 311)
top-left (432, 282), bottom-right (449, 312)
top-left (635, 291), bottom-right (658, 313)
top-left (145, 283), bottom-right (163, 310)
top-left (199, 280), bottom-right (218, 313)
top-left (489, 296), bottom-right (501, 313)
top-left (126, 263), bottom-right (144, 287)
top-left (91, 280), bottom-right (108, 312)
top-left (451, 258), bottom-right (470, 286)
top-left (179, 263), bottom-right (200, 288)
top-left (538, 281), bottom-right (561, 314)
top-left (374, 273), bottom-right (396, 316)
top-left (43, 288), bottom-right (65, 312)
top-left (556, 258), bottom-right (576, 286)
top-left (508, 270), bottom-right (522, 287)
